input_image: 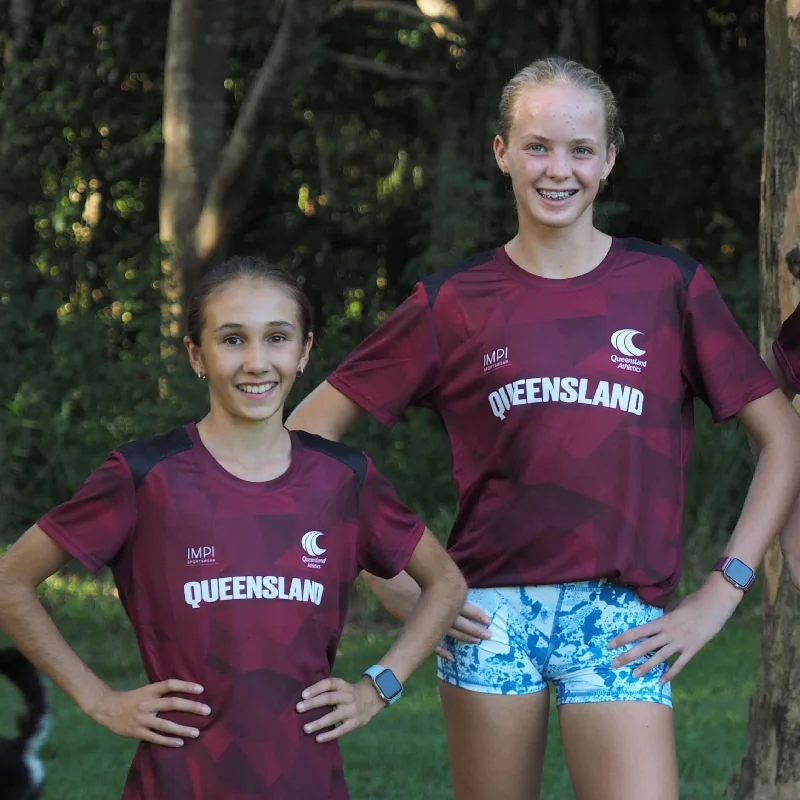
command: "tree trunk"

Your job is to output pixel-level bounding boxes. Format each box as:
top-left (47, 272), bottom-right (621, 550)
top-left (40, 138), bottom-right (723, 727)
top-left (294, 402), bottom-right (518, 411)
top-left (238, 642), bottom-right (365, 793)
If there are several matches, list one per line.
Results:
top-left (160, 0), bottom-right (232, 344)
top-left (730, 2), bottom-right (800, 797)
top-left (159, 0), bottom-right (327, 347)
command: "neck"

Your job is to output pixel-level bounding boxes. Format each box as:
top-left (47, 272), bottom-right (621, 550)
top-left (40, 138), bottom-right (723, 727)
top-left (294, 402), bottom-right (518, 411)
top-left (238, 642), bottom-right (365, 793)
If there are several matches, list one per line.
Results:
top-left (197, 404), bottom-right (291, 474)
top-left (507, 209), bottom-right (610, 279)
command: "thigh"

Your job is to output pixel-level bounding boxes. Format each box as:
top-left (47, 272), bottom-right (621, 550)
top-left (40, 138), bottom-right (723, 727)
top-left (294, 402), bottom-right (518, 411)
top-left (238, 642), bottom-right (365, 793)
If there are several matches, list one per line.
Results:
top-left (559, 701), bottom-right (678, 800)
top-left (439, 680), bottom-right (550, 800)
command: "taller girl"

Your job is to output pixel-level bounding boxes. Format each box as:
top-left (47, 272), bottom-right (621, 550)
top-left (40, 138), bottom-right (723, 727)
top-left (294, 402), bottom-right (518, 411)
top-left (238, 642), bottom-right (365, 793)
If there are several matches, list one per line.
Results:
top-left (288, 58), bottom-right (800, 799)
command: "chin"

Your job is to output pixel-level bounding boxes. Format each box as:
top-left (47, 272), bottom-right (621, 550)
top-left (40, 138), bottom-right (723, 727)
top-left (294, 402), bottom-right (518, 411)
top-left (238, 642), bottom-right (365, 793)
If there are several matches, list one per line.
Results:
top-left (529, 201), bottom-right (597, 230)
top-left (238, 406), bottom-right (282, 423)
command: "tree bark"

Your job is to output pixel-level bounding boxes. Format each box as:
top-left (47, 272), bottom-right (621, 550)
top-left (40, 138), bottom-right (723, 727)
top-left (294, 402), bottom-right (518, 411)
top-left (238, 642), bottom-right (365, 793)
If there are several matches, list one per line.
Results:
top-left (730, 2), bottom-right (800, 797)
top-left (159, 0), bottom-right (327, 342)
top-left (159, 0), bottom-right (233, 341)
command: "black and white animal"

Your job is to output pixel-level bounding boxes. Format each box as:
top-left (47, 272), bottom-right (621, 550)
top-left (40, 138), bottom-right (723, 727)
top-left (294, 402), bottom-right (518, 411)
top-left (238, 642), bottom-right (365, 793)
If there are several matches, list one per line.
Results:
top-left (0, 648), bottom-right (49, 800)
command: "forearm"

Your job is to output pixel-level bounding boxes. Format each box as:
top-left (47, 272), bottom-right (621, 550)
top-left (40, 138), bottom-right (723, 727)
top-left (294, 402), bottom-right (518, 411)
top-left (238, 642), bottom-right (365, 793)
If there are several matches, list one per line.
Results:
top-left (724, 435), bottom-right (800, 569)
top-left (361, 570), bottom-right (421, 623)
top-left (0, 581), bottom-right (110, 716)
top-left (372, 566), bottom-right (466, 684)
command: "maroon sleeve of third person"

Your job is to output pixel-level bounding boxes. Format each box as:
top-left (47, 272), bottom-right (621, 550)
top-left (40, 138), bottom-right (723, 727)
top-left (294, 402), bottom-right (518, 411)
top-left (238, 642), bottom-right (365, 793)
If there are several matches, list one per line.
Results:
top-left (773, 302), bottom-right (800, 395)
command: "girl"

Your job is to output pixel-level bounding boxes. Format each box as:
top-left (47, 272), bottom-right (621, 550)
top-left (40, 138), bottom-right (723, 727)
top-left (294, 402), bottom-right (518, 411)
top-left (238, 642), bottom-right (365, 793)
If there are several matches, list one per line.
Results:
top-left (0, 257), bottom-right (467, 800)
top-left (287, 58), bottom-right (800, 799)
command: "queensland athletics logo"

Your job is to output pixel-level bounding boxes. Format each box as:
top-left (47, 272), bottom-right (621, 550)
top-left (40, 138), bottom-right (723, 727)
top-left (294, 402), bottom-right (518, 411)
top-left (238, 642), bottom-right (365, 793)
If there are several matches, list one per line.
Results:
top-left (610, 329), bottom-right (647, 373)
top-left (301, 531), bottom-right (327, 569)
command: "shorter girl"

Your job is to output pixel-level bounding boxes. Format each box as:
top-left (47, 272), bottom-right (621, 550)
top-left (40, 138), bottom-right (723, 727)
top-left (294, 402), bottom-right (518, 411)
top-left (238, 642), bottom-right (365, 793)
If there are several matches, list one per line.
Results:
top-left (0, 257), bottom-right (466, 800)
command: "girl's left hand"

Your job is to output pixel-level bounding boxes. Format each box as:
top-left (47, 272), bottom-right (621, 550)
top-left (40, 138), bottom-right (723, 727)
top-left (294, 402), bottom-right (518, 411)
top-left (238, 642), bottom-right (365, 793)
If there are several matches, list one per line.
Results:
top-left (606, 575), bottom-right (744, 684)
top-left (296, 677), bottom-right (386, 742)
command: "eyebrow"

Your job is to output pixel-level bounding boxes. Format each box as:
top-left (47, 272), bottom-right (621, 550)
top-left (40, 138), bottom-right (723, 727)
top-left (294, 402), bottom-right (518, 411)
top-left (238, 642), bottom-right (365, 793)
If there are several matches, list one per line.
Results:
top-left (522, 135), bottom-right (599, 146)
top-left (212, 321), bottom-right (297, 333)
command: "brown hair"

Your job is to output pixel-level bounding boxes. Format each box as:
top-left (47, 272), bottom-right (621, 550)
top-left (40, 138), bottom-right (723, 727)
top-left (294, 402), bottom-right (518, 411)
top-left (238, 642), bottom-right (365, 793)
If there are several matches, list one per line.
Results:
top-left (498, 57), bottom-right (624, 153)
top-left (185, 256), bottom-right (313, 345)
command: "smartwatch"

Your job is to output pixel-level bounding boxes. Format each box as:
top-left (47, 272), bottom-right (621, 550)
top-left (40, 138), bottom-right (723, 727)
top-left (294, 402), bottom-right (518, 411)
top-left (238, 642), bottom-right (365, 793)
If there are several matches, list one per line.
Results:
top-left (362, 665), bottom-right (403, 706)
top-left (712, 557), bottom-right (755, 592)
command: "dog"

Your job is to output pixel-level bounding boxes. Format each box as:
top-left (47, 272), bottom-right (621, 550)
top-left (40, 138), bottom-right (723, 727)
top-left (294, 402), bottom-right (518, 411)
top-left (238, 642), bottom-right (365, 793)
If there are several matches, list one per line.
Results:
top-left (0, 648), bottom-right (49, 800)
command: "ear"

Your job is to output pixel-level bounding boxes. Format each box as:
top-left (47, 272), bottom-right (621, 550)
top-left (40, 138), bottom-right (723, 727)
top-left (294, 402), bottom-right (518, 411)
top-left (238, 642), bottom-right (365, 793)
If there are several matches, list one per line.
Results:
top-left (184, 336), bottom-right (206, 379)
top-left (493, 134), bottom-right (509, 175)
top-left (298, 333), bottom-right (314, 374)
top-left (601, 144), bottom-right (617, 180)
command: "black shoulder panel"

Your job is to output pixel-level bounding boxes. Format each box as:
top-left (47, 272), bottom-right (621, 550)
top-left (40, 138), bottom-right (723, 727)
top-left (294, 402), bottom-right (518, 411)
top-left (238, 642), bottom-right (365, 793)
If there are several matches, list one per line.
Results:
top-left (295, 431), bottom-right (368, 487)
top-left (622, 237), bottom-right (700, 288)
top-left (420, 250), bottom-right (496, 308)
top-left (118, 427), bottom-right (194, 490)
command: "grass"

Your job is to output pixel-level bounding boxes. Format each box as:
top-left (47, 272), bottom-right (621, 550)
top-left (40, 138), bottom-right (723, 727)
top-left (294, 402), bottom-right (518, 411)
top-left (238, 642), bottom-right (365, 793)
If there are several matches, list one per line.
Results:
top-left (0, 570), bottom-right (761, 799)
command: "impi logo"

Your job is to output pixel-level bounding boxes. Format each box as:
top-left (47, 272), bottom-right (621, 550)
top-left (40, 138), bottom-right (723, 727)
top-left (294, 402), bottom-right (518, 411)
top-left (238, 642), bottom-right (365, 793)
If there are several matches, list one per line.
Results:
top-left (483, 347), bottom-right (509, 373)
top-left (302, 531), bottom-right (327, 570)
top-left (186, 546), bottom-right (216, 566)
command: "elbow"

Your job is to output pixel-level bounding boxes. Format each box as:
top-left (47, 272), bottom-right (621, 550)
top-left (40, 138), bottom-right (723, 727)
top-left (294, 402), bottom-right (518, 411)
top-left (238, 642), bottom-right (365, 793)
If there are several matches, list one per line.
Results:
top-left (443, 559), bottom-right (468, 605)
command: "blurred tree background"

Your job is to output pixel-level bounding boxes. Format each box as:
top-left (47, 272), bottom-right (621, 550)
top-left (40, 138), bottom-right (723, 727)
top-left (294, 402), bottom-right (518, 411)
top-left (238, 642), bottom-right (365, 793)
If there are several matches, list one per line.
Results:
top-left (0, 0), bottom-right (766, 588)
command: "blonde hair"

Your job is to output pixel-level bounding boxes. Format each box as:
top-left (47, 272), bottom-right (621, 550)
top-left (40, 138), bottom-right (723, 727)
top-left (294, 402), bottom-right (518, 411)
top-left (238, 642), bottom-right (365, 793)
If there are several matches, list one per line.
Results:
top-left (498, 57), bottom-right (624, 154)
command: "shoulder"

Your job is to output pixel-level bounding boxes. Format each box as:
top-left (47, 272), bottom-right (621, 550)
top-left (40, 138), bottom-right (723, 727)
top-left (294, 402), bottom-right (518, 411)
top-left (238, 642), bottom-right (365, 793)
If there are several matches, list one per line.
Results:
top-left (618, 238), bottom-right (701, 288)
top-left (418, 250), bottom-right (498, 308)
top-left (117, 427), bottom-right (194, 490)
top-left (294, 431), bottom-right (368, 487)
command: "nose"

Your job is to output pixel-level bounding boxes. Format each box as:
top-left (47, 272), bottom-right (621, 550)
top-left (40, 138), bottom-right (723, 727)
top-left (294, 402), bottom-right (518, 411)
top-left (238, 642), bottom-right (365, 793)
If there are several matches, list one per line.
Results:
top-left (243, 340), bottom-right (271, 374)
top-left (545, 149), bottom-right (571, 181)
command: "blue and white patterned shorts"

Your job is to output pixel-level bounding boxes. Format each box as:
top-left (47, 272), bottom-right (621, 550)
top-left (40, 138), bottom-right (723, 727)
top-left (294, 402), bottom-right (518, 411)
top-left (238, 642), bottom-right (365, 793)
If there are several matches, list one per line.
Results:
top-left (437, 581), bottom-right (672, 707)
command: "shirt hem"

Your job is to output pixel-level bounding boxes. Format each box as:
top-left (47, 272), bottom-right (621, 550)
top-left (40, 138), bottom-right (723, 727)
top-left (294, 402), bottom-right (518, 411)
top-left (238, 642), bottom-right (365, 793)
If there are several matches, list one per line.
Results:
top-left (37, 516), bottom-right (104, 574)
top-left (709, 374), bottom-right (779, 422)
top-left (369, 519), bottom-right (427, 581)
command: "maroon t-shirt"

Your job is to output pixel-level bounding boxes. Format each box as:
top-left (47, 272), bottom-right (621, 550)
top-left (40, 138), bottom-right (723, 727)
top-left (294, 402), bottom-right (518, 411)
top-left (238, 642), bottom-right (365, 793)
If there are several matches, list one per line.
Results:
top-left (773, 302), bottom-right (800, 393)
top-left (329, 238), bottom-right (776, 607)
top-left (38, 424), bottom-right (424, 800)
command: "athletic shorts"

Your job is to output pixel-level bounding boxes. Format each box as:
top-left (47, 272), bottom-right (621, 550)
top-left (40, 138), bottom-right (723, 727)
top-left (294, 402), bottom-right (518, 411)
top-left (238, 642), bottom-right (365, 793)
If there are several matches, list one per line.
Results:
top-left (437, 581), bottom-right (672, 707)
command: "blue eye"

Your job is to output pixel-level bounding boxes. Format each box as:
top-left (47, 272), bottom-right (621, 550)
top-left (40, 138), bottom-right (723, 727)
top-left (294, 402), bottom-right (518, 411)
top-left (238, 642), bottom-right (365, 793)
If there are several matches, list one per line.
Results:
top-left (574, 147), bottom-right (592, 156)
top-left (528, 143), bottom-right (546, 153)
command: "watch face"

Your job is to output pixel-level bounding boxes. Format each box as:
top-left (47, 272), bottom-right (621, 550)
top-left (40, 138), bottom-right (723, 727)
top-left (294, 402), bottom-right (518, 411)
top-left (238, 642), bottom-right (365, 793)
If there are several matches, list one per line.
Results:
top-left (375, 669), bottom-right (403, 700)
top-left (725, 558), bottom-right (753, 588)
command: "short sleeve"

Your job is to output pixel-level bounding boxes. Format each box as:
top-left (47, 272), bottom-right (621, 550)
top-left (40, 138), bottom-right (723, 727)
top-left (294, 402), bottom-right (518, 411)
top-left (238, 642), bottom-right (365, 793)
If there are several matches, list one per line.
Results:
top-left (357, 457), bottom-right (426, 579)
top-left (37, 451), bottom-right (137, 573)
top-left (773, 302), bottom-right (800, 394)
top-left (681, 266), bottom-right (777, 421)
top-left (328, 283), bottom-right (441, 427)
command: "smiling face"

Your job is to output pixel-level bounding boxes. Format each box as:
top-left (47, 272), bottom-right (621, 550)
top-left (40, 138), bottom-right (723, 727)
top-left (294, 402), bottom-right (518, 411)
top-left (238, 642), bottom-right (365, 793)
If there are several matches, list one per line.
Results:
top-left (494, 80), bottom-right (616, 231)
top-left (184, 277), bottom-right (312, 425)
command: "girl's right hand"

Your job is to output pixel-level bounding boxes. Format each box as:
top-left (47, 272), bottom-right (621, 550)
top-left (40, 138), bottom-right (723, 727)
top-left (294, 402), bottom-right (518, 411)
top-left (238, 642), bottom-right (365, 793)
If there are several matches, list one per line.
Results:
top-left (89, 679), bottom-right (210, 747)
top-left (435, 602), bottom-right (492, 661)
